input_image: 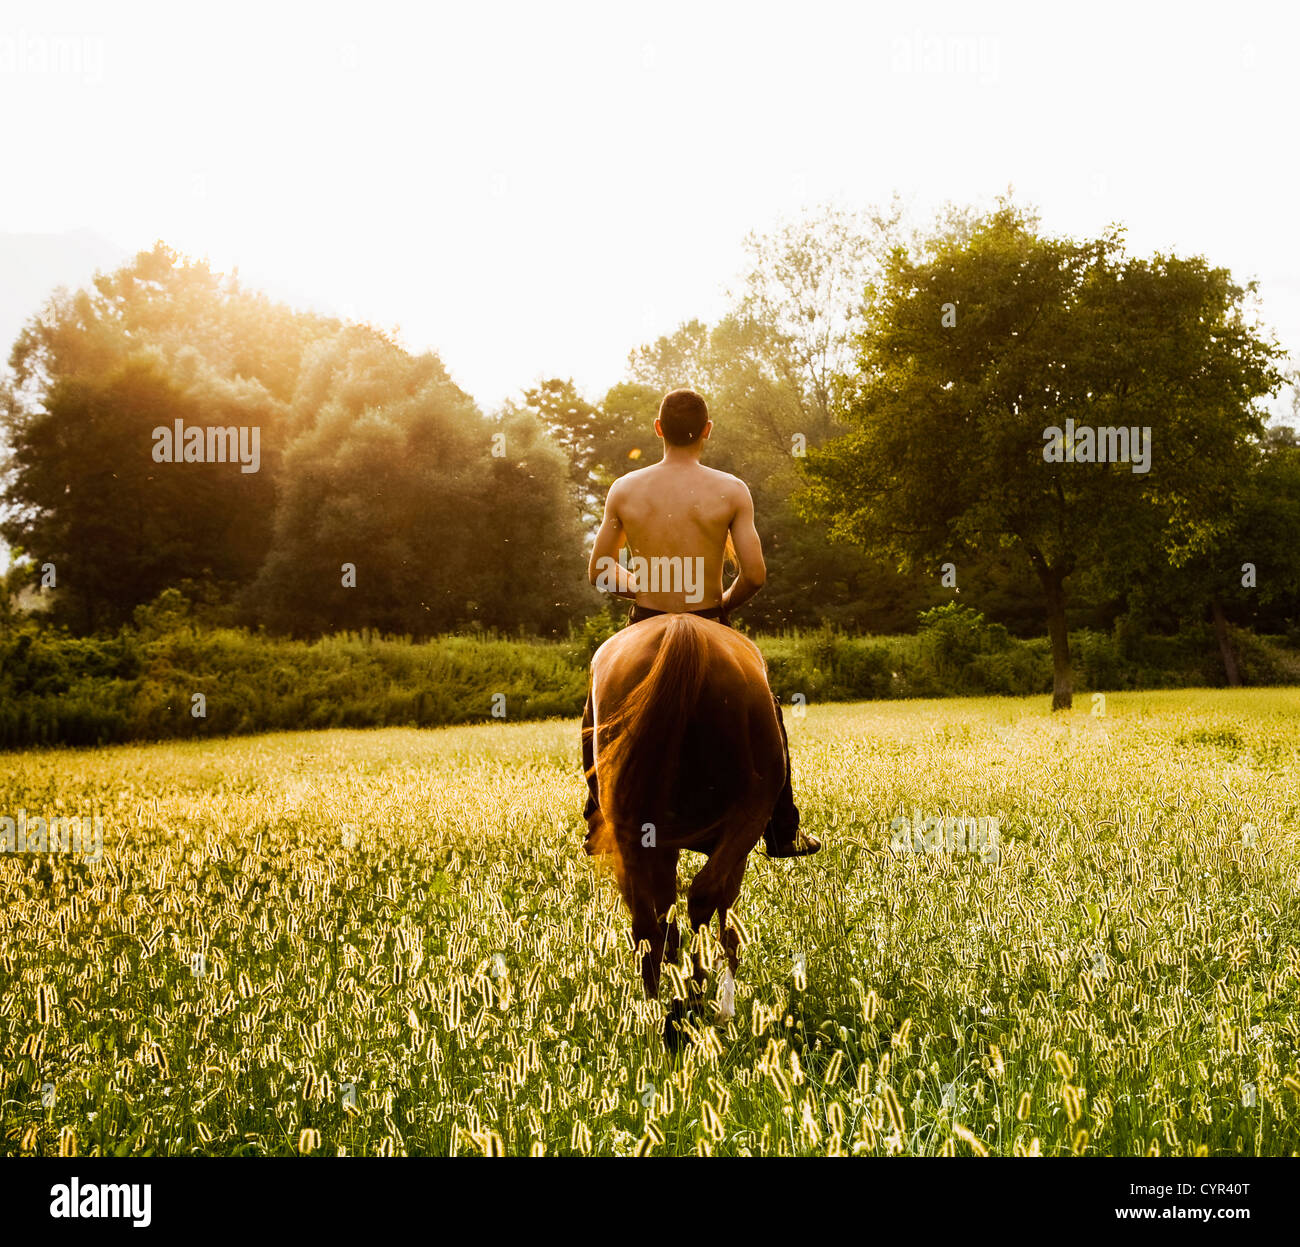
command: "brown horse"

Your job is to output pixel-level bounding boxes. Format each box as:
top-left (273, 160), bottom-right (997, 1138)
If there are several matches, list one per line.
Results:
top-left (585, 612), bottom-right (786, 1046)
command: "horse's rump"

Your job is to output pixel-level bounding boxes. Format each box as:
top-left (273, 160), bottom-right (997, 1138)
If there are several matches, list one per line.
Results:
top-left (589, 613), bottom-right (783, 857)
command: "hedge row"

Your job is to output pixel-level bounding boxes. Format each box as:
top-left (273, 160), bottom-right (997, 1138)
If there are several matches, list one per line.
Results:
top-left (1, 602), bottom-right (1296, 749)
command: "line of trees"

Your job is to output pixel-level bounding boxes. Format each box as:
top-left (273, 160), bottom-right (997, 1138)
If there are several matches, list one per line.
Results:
top-left (3, 198), bottom-right (1298, 711)
top-left (1, 245), bottom-right (581, 636)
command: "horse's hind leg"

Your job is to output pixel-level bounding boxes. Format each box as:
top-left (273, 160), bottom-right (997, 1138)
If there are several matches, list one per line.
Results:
top-left (625, 888), bottom-right (666, 1003)
top-left (645, 853), bottom-right (685, 1049)
top-left (620, 849), bottom-right (678, 1002)
top-left (716, 902), bottom-right (743, 1021)
top-left (629, 905), bottom-right (664, 1001)
top-left (686, 822), bottom-right (762, 1021)
top-left (664, 893), bottom-right (682, 964)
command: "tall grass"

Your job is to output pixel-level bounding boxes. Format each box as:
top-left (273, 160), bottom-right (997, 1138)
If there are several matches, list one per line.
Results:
top-left (1, 689), bottom-right (1297, 1156)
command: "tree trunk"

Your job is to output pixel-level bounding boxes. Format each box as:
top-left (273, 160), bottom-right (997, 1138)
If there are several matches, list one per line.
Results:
top-left (1038, 566), bottom-right (1073, 711)
top-left (1211, 597), bottom-right (1242, 686)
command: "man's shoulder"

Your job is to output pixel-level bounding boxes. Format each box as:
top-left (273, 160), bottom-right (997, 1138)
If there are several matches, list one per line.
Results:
top-left (699, 465), bottom-right (750, 496)
top-left (611, 462), bottom-right (749, 498)
top-left (608, 466), bottom-right (654, 497)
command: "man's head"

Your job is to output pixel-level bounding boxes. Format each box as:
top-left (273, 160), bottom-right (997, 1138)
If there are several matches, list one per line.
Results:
top-left (655, 388), bottom-right (711, 449)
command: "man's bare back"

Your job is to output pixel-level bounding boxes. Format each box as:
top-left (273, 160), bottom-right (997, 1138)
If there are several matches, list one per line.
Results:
top-left (588, 460), bottom-right (767, 615)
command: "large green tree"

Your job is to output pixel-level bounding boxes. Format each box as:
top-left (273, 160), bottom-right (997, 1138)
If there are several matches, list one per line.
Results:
top-left (800, 202), bottom-right (1284, 707)
top-left (1, 244), bottom-right (333, 630)
top-left (2, 352), bottom-right (281, 632)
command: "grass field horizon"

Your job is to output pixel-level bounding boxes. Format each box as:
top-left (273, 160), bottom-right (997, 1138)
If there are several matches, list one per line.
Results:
top-left (3, 687), bottom-right (1298, 1156)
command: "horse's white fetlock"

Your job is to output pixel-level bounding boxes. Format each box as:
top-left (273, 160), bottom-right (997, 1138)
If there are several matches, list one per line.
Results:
top-left (717, 968), bottom-right (736, 1020)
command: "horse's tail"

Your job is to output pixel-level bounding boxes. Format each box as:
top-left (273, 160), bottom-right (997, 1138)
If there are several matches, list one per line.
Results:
top-left (599, 613), bottom-right (710, 840)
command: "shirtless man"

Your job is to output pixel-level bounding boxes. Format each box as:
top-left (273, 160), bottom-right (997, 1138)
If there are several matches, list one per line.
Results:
top-left (581, 387), bottom-right (820, 858)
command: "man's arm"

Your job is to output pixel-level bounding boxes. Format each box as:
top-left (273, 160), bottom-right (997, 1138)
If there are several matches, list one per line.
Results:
top-left (721, 481), bottom-right (766, 615)
top-left (588, 482), bottom-right (639, 599)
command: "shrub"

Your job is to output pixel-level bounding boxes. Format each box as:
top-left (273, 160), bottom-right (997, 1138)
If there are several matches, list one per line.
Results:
top-left (0, 608), bottom-right (1292, 749)
top-left (917, 602), bottom-right (989, 680)
top-left (1073, 630), bottom-right (1125, 691)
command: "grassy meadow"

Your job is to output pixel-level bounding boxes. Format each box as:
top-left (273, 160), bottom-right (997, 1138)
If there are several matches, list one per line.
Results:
top-left (2, 688), bottom-right (1299, 1156)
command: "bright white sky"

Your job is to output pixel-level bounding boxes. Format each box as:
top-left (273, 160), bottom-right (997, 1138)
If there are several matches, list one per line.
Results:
top-left (1, 0), bottom-right (1298, 418)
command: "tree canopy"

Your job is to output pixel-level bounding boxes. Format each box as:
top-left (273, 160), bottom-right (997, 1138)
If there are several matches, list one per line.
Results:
top-left (799, 202), bottom-right (1285, 706)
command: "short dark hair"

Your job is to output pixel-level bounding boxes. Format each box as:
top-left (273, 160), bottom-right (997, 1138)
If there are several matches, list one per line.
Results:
top-left (658, 389), bottom-right (709, 446)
